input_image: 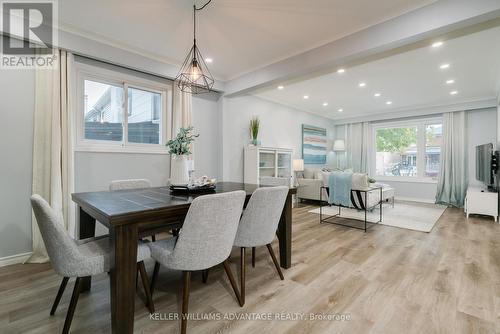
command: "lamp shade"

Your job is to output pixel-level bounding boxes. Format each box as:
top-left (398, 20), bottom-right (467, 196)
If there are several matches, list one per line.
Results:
top-left (293, 159), bottom-right (304, 172)
top-left (333, 140), bottom-right (346, 152)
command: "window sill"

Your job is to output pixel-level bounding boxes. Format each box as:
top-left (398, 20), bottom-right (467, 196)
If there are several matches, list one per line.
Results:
top-left (74, 145), bottom-right (169, 155)
top-left (374, 176), bottom-right (438, 184)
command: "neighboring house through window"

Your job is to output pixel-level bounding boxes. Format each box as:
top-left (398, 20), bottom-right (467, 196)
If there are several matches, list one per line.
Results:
top-left (372, 118), bottom-right (442, 182)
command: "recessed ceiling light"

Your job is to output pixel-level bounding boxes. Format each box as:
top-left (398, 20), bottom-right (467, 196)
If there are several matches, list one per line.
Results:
top-left (450, 91), bottom-right (458, 95)
top-left (386, 101), bottom-right (393, 105)
top-left (277, 85), bottom-right (284, 90)
top-left (323, 102), bottom-right (329, 106)
top-left (446, 79), bottom-right (455, 84)
top-left (338, 108), bottom-right (343, 112)
top-left (337, 68), bottom-right (345, 74)
top-left (205, 58), bottom-right (213, 63)
top-left (374, 93), bottom-right (381, 97)
top-left (432, 41), bottom-right (443, 48)
top-left (359, 82), bottom-right (366, 87)
top-left (303, 95), bottom-right (309, 99)
top-left (440, 63), bottom-right (450, 69)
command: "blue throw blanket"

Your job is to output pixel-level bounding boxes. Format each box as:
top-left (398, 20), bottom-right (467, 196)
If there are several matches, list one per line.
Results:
top-left (328, 171), bottom-right (353, 207)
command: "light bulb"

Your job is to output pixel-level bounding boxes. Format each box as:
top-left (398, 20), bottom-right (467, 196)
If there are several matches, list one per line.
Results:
top-left (190, 61), bottom-right (202, 81)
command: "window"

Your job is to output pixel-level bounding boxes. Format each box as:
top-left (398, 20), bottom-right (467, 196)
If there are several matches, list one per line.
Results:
top-left (373, 118), bottom-right (442, 181)
top-left (76, 62), bottom-right (171, 153)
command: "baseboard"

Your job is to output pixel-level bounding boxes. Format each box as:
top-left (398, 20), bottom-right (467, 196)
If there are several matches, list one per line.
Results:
top-left (0, 252), bottom-right (33, 267)
top-left (395, 196), bottom-right (436, 204)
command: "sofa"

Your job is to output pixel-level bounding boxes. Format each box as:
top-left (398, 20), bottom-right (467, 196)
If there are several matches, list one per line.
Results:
top-left (296, 168), bottom-right (328, 201)
top-left (296, 168), bottom-right (395, 205)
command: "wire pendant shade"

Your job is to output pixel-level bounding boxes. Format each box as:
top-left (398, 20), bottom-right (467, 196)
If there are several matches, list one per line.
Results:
top-left (175, 2), bottom-right (214, 94)
top-left (176, 44), bottom-right (214, 94)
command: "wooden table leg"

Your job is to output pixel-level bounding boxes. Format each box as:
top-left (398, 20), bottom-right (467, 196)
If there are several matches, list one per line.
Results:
top-left (277, 193), bottom-right (292, 269)
top-left (78, 206), bottom-right (96, 292)
top-left (110, 224), bottom-right (138, 334)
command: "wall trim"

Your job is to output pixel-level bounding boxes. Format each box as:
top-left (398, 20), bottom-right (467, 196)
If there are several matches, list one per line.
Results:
top-left (396, 196), bottom-right (436, 204)
top-left (0, 252), bottom-right (33, 267)
top-left (332, 98), bottom-right (497, 125)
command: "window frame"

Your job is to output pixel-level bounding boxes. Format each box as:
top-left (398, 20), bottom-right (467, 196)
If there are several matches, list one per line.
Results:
top-left (74, 62), bottom-right (172, 154)
top-left (371, 117), bottom-right (442, 183)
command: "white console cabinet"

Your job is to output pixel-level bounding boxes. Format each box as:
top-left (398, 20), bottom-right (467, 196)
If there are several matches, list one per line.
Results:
top-left (465, 186), bottom-right (498, 222)
top-left (244, 146), bottom-right (293, 185)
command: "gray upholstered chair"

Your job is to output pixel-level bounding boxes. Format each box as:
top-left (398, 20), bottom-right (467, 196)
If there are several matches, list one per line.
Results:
top-left (30, 194), bottom-right (154, 334)
top-left (109, 178), bottom-right (162, 242)
top-left (233, 186), bottom-right (289, 305)
top-left (109, 178), bottom-right (152, 191)
top-left (148, 191), bottom-right (246, 334)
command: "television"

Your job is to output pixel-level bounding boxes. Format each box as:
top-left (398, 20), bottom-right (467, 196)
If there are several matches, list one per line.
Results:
top-left (476, 143), bottom-right (494, 187)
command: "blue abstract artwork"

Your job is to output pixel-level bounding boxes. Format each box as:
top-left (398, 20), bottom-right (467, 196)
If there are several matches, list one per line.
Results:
top-left (302, 124), bottom-right (327, 164)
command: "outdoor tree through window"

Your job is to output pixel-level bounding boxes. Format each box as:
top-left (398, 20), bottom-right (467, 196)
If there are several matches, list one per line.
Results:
top-left (374, 119), bottom-right (442, 180)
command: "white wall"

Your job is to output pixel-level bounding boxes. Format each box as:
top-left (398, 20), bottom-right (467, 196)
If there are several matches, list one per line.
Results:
top-left (192, 93), bottom-right (222, 179)
top-left (0, 68), bottom-right (35, 258)
top-left (221, 95), bottom-right (335, 182)
top-left (467, 108), bottom-right (497, 187)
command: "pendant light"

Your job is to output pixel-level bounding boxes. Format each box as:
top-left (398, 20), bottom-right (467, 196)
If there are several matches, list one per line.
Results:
top-left (175, 0), bottom-right (214, 94)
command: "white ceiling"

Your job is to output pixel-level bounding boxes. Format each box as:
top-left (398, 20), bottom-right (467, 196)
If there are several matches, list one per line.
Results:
top-left (58, 0), bottom-right (436, 80)
top-left (254, 25), bottom-right (500, 121)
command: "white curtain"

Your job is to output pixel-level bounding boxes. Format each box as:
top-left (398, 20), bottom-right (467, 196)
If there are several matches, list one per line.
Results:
top-left (435, 111), bottom-right (468, 207)
top-left (28, 50), bottom-right (75, 263)
top-left (345, 122), bottom-right (371, 173)
top-left (170, 83), bottom-right (193, 177)
top-left (171, 84), bottom-right (192, 134)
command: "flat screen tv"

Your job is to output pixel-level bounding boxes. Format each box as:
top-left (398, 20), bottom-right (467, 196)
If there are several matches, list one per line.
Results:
top-left (476, 143), bottom-right (493, 186)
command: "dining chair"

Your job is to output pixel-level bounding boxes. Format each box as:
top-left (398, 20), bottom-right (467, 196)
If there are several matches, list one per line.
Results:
top-left (109, 178), bottom-right (152, 191)
top-left (233, 186), bottom-right (289, 305)
top-left (109, 179), bottom-right (159, 242)
top-left (30, 195), bottom-right (154, 334)
top-left (148, 191), bottom-right (246, 334)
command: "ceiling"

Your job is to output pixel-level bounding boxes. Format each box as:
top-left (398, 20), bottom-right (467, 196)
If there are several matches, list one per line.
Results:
top-left (254, 25), bottom-right (500, 121)
top-left (58, 0), bottom-right (437, 80)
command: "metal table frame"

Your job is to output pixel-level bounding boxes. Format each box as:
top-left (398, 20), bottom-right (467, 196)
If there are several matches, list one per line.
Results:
top-left (319, 186), bottom-right (383, 232)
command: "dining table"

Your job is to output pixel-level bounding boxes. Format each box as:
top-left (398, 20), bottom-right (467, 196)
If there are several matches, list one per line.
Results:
top-left (71, 181), bottom-right (296, 334)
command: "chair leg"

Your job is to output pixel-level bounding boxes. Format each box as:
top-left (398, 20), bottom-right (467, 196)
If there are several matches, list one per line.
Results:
top-left (138, 261), bottom-right (155, 314)
top-left (150, 262), bottom-right (160, 295)
top-left (240, 247), bottom-right (246, 306)
top-left (50, 277), bottom-right (69, 315)
top-left (251, 247), bottom-right (256, 268)
top-left (62, 277), bottom-right (83, 334)
top-left (223, 260), bottom-right (242, 307)
top-left (201, 269), bottom-right (209, 283)
top-left (266, 244), bottom-right (284, 280)
top-left (181, 271), bottom-right (191, 334)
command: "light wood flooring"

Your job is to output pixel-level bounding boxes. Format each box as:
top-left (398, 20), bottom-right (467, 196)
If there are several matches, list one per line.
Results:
top-left (1, 204), bottom-right (499, 334)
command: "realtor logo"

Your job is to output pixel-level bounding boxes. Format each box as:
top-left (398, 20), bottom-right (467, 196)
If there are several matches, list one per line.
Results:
top-left (1, 0), bottom-right (57, 69)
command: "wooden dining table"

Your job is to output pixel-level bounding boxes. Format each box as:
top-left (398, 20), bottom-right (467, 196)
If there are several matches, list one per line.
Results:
top-left (71, 182), bottom-right (296, 334)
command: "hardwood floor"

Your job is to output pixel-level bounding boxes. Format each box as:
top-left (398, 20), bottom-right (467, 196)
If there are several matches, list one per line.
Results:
top-left (1, 204), bottom-right (499, 333)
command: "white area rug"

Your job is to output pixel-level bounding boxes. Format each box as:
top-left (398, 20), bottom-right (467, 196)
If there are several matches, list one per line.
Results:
top-left (308, 201), bottom-right (447, 233)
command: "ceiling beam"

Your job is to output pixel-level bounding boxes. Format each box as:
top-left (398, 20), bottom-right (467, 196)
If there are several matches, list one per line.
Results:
top-left (224, 0), bottom-right (500, 96)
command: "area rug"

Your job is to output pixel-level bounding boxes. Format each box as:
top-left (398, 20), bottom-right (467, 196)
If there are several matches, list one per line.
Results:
top-left (308, 201), bottom-right (447, 233)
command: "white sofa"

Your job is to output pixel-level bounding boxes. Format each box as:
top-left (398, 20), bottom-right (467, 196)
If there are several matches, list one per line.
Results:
top-left (296, 168), bottom-right (328, 201)
top-left (297, 168), bottom-right (395, 205)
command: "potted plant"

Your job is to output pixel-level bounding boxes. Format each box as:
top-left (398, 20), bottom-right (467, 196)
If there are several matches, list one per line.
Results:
top-left (166, 126), bottom-right (199, 185)
top-left (249, 117), bottom-right (260, 146)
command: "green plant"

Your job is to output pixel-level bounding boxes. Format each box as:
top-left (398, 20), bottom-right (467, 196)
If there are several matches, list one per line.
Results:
top-left (376, 127), bottom-right (417, 153)
top-left (166, 126), bottom-right (199, 156)
top-left (250, 117), bottom-right (260, 140)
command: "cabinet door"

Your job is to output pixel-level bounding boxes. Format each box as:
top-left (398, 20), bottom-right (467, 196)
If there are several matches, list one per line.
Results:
top-left (259, 151), bottom-right (276, 177)
top-left (277, 152), bottom-right (291, 178)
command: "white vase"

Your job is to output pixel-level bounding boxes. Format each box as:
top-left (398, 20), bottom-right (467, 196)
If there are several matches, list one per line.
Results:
top-left (171, 155), bottom-right (190, 185)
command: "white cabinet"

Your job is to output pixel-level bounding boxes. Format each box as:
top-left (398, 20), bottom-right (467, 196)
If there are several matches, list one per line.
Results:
top-left (244, 146), bottom-right (293, 185)
top-left (465, 186), bottom-right (498, 222)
